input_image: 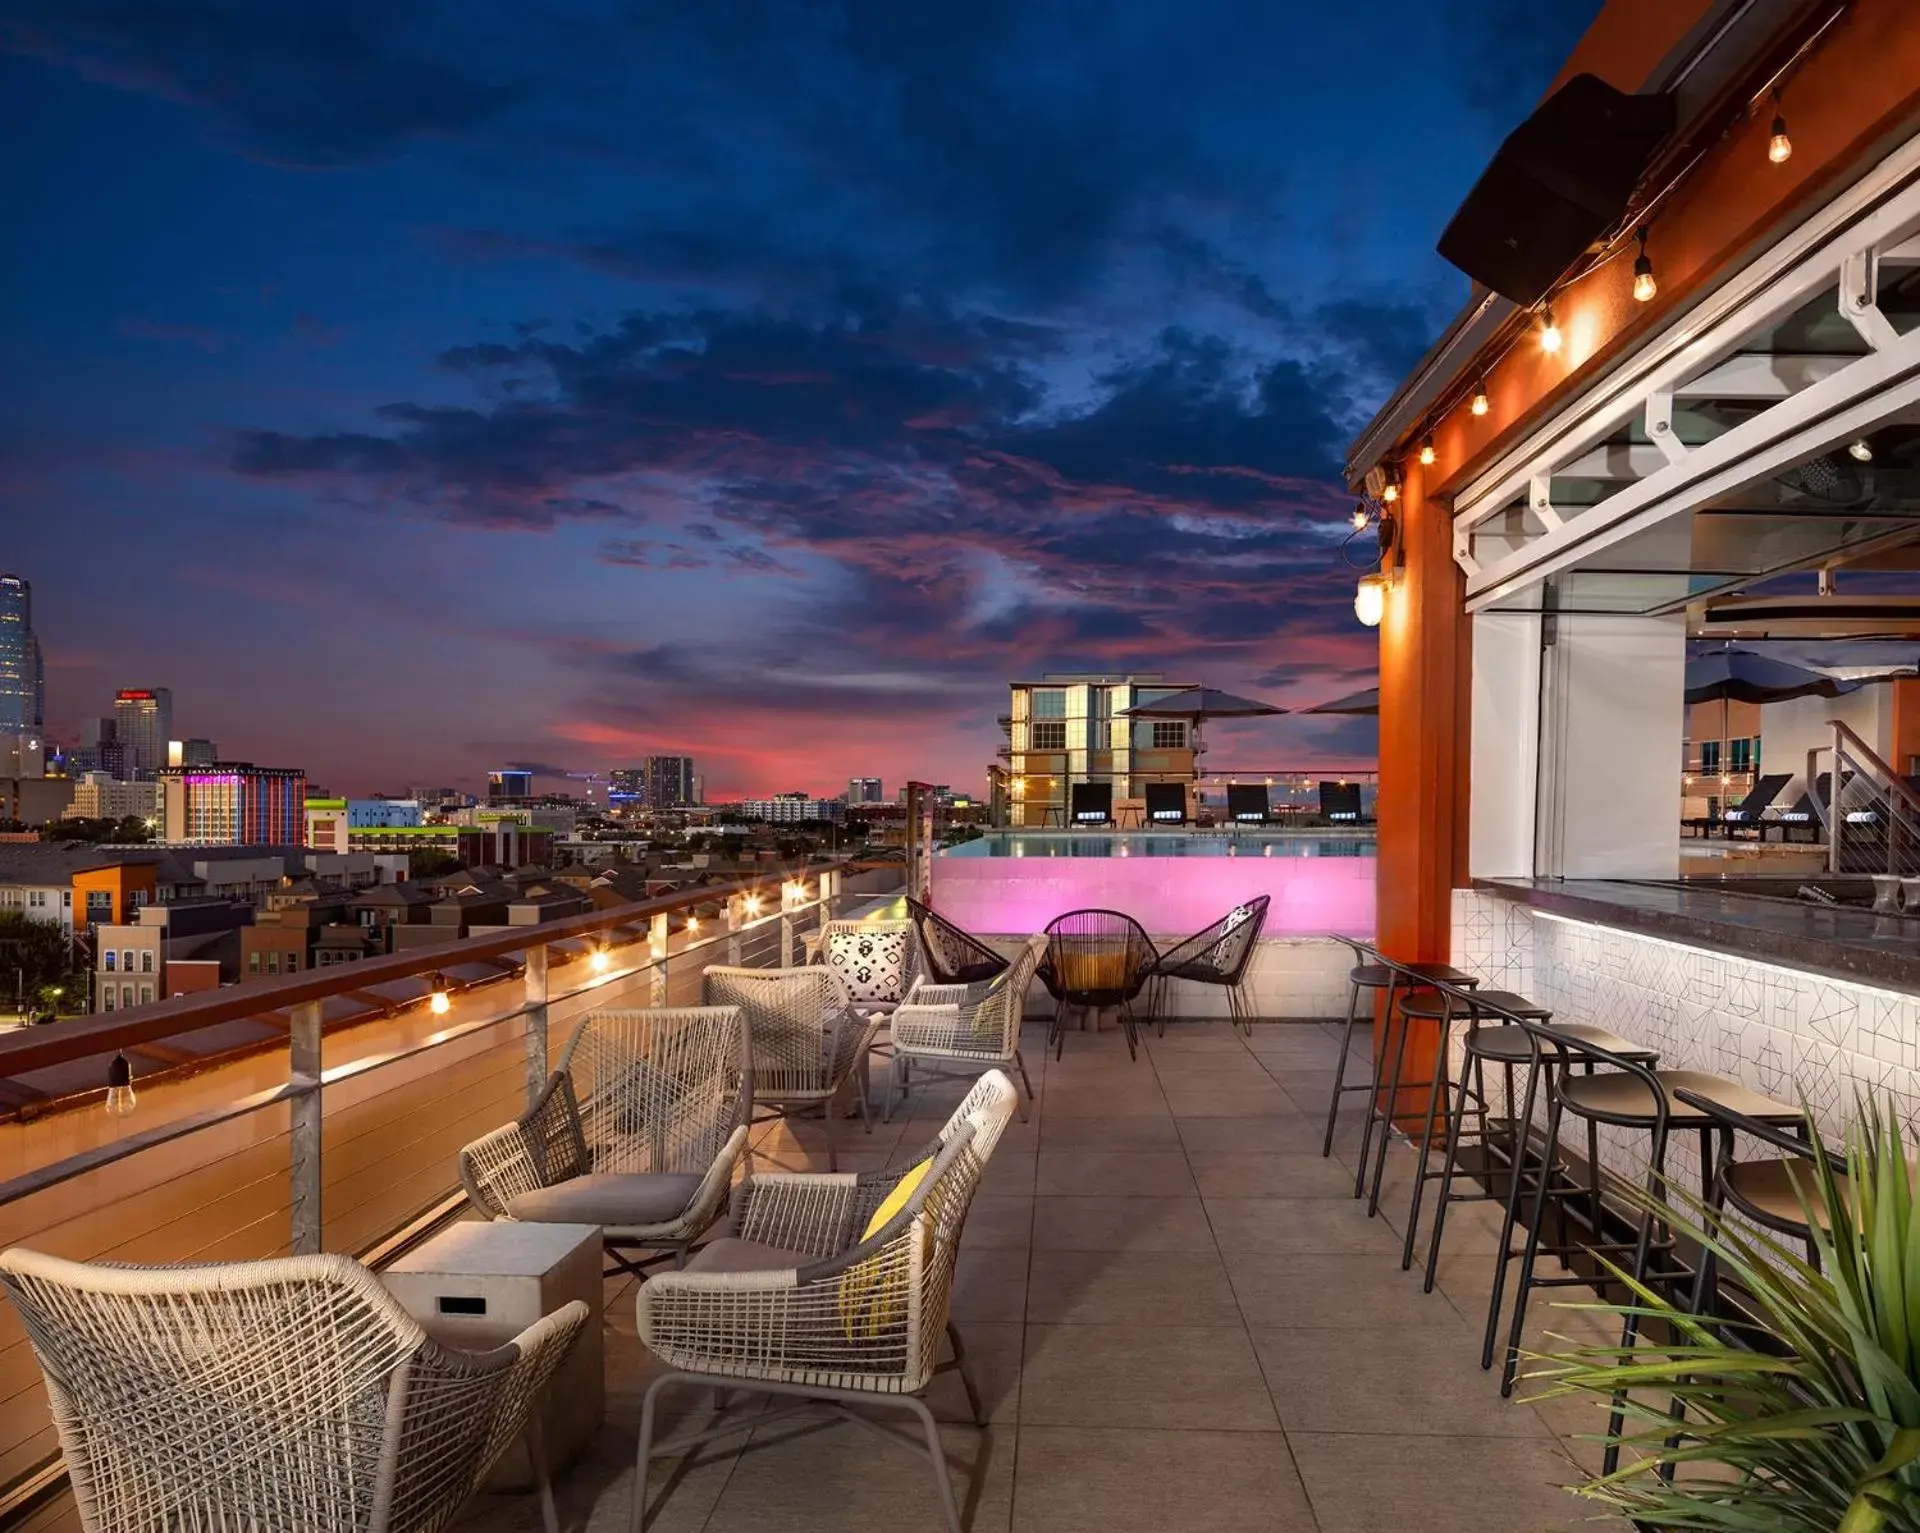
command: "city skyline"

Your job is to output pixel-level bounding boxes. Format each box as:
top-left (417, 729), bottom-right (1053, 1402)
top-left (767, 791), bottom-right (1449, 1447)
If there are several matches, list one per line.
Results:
top-left (2, 3), bottom-right (1595, 795)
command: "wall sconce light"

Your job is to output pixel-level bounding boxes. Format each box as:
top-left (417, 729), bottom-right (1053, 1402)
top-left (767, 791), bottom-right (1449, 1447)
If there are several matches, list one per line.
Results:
top-left (1354, 572), bottom-right (1388, 628)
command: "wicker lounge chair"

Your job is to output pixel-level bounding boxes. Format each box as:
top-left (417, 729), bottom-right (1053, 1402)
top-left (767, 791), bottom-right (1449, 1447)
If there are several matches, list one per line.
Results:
top-left (887, 933), bottom-right (1042, 1120)
top-left (1151, 894), bottom-right (1270, 1036)
top-left (460, 1005), bottom-right (752, 1277)
top-left (630, 1071), bottom-right (1020, 1533)
top-left (1039, 908), bottom-right (1158, 1061)
top-left (701, 965), bottom-right (882, 1170)
top-left (0, 1248), bottom-right (586, 1533)
top-left (906, 897), bottom-right (1009, 985)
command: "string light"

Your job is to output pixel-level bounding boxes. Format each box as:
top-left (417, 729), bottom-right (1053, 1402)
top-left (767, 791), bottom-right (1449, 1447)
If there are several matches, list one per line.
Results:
top-left (1380, 478), bottom-right (1399, 504)
top-left (1848, 437), bottom-right (1873, 462)
top-left (105, 1052), bottom-right (137, 1117)
top-left (1631, 227), bottom-right (1657, 303)
top-left (1350, 505), bottom-right (1370, 532)
top-left (427, 972), bottom-right (451, 1015)
top-left (1768, 94), bottom-right (1792, 164)
top-left (1470, 380), bottom-right (1489, 416)
top-left (1418, 435), bottom-right (1435, 466)
top-left (589, 946), bottom-right (611, 972)
top-left (686, 915), bottom-right (700, 935)
top-left (1539, 305), bottom-right (1562, 354)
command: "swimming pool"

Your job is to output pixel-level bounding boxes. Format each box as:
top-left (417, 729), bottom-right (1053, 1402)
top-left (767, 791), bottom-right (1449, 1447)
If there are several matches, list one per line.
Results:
top-left (933, 830), bottom-right (1375, 937)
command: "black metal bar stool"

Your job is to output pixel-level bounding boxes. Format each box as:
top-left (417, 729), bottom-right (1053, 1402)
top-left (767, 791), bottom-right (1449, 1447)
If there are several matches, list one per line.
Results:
top-left (1391, 986), bottom-right (1550, 1273)
top-left (1356, 959), bottom-right (1483, 1214)
top-left (1490, 1024), bottom-right (1802, 1476)
top-left (1407, 990), bottom-right (1657, 1285)
top-left (1319, 937), bottom-right (1477, 1165)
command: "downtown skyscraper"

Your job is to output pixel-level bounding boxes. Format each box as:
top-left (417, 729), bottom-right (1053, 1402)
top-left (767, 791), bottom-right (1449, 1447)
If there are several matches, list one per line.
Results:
top-left (0, 574), bottom-right (45, 733)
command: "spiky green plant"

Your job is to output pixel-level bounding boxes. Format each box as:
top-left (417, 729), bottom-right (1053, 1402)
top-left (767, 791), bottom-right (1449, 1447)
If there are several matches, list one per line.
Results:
top-left (1528, 1101), bottom-right (1920, 1531)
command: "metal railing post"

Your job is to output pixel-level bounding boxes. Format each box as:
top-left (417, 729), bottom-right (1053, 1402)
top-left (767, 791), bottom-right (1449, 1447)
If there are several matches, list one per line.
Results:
top-left (1830, 725), bottom-right (1844, 876)
top-left (650, 913), bottom-right (670, 1004)
top-left (524, 942), bottom-right (549, 1105)
top-left (290, 1000), bottom-right (323, 1255)
top-left (727, 895), bottom-right (743, 967)
top-left (780, 887), bottom-right (796, 968)
top-left (819, 868), bottom-right (838, 924)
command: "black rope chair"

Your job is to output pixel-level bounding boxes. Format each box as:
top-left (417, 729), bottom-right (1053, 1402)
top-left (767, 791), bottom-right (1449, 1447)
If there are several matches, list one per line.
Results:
top-left (1040, 908), bottom-right (1158, 1062)
top-left (906, 897), bottom-right (1009, 985)
top-left (1149, 894), bottom-right (1270, 1037)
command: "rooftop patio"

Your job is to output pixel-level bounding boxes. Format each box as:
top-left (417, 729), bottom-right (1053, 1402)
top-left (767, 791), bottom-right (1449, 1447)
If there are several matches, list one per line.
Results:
top-left (455, 1017), bottom-right (1620, 1533)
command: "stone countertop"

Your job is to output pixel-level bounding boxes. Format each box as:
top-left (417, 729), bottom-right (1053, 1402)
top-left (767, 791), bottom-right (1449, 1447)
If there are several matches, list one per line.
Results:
top-left (1477, 877), bottom-right (1920, 997)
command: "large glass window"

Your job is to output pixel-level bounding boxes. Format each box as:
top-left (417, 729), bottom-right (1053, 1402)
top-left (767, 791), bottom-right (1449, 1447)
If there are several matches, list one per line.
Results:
top-left (1031, 719), bottom-right (1067, 750)
top-left (1151, 721), bottom-right (1186, 750)
top-left (1700, 740), bottom-right (1721, 773)
top-left (1730, 737), bottom-right (1754, 773)
top-left (1031, 689), bottom-right (1067, 717)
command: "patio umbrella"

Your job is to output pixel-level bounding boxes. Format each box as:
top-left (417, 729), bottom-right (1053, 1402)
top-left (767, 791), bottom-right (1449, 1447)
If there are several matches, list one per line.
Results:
top-left (1301, 686), bottom-right (1379, 716)
top-left (1682, 650), bottom-right (1859, 706)
top-left (1116, 687), bottom-right (1288, 720)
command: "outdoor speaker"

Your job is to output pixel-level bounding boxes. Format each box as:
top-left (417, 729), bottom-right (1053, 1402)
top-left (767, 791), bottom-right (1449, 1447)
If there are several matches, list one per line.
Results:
top-left (1070, 781), bottom-right (1113, 824)
top-left (1144, 783), bottom-right (1186, 823)
top-left (1319, 781), bottom-right (1362, 822)
top-left (1437, 74), bottom-right (1675, 308)
top-left (1226, 784), bottom-right (1268, 823)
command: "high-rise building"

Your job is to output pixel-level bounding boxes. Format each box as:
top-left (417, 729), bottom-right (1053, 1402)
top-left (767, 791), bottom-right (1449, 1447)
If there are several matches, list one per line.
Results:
top-left (607, 768), bottom-right (644, 807)
top-left (167, 738), bottom-right (218, 769)
top-left (486, 769), bottom-right (534, 804)
top-left (644, 756), bottom-right (696, 809)
top-left (0, 574), bottom-right (44, 734)
top-left (64, 774), bottom-right (161, 822)
top-left (847, 777), bottom-right (884, 805)
top-left (113, 688), bottom-right (174, 778)
top-left (159, 762), bottom-right (306, 845)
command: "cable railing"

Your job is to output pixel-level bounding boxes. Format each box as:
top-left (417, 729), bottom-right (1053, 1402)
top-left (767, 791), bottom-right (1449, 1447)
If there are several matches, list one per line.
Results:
top-left (0, 862), bottom-right (900, 1525)
top-left (1818, 722), bottom-right (1920, 879)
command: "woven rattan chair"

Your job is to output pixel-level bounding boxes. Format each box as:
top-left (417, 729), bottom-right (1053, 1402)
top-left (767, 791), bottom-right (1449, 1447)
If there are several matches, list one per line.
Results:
top-left (460, 1005), bottom-right (753, 1277)
top-left (887, 933), bottom-right (1042, 1121)
top-left (701, 965), bottom-right (882, 1171)
top-left (906, 896), bottom-right (1009, 985)
top-left (812, 917), bottom-right (921, 1017)
top-left (0, 1248), bottom-right (587, 1533)
top-left (1039, 908), bottom-right (1158, 1061)
top-left (1150, 894), bottom-right (1270, 1037)
top-left (630, 1070), bottom-right (1020, 1533)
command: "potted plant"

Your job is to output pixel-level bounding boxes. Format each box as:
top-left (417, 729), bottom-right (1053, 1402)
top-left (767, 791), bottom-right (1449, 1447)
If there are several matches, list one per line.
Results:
top-left (1531, 1102), bottom-right (1919, 1530)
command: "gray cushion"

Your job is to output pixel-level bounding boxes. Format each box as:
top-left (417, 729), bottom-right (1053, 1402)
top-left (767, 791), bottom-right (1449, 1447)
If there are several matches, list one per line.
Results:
top-left (505, 1171), bottom-right (703, 1227)
top-left (684, 1236), bottom-right (815, 1275)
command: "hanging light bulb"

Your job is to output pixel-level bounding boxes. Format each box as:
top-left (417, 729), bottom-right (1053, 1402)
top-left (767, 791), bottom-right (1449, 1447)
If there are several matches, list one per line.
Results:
top-left (743, 893), bottom-right (763, 917)
top-left (105, 1052), bottom-right (137, 1117)
top-left (1470, 380), bottom-right (1489, 417)
top-left (589, 945), bottom-right (611, 973)
top-left (1353, 573), bottom-right (1387, 628)
top-left (1768, 97), bottom-right (1792, 164)
top-left (427, 971), bottom-right (451, 1015)
top-left (1380, 479), bottom-right (1399, 504)
top-left (1350, 505), bottom-right (1370, 532)
top-left (1848, 437), bottom-right (1873, 463)
top-left (1539, 305), bottom-right (1563, 354)
top-left (685, 915), bottom-right (700, 935)
top-left (1631, 227), bottom-right (1657, 303)
top-left (1418, 435), bottom-right (1435, 466)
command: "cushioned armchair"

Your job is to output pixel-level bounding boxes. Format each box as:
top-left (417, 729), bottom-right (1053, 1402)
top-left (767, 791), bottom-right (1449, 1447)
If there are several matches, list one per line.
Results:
top-left (887, 932), bottom-right (1042, 1120)
top-left (460, 1005), bottom-right (752, 1276)
top-left (0, 1249), bottom-right (586, 1533)
top-left (630, 1071), bottom-right (1020, 1533)
top-left (701, 965), bottom-right (882, 1170)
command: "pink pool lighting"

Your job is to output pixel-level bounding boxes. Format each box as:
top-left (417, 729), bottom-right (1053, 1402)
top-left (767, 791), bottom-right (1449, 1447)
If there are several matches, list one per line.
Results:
top-left (933, 836), bottom-right (1374, 938)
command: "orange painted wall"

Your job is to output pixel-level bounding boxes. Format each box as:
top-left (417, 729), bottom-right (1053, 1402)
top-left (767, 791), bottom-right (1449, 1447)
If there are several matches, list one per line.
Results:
top-left (70, 864), bottom-right (157, 928)
top-left (1889, 679), bottom-right (1920, 776)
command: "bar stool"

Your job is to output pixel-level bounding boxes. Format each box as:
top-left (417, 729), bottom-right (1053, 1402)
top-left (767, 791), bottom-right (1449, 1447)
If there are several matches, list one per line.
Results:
top-left (1405, 988), bottom-right (1656, 1286)
top-left (1490, 1024), bottom-right (1802, 1476)
top-left (1319, 937), bottom-right (1477, 1164)
top-left (1355, 959), bottom-right (1483, 1213)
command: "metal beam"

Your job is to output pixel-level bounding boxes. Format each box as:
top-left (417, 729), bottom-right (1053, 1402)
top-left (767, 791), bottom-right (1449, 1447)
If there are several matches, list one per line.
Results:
top-left (1672, 352), bottom-right (1859, 398)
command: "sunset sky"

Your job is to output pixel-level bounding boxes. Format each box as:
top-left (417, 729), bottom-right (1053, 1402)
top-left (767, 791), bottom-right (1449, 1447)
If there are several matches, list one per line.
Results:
top-left (1, 1), bottom-right (1598, 797)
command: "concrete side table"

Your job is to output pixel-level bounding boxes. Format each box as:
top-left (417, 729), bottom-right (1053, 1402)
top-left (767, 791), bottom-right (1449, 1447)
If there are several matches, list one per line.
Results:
top-left (383, 1220), bottom-right (604, 1491)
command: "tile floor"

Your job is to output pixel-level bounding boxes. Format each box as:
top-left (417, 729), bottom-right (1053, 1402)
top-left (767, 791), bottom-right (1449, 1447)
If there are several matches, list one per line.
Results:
top-left (459, 1019), bottom-right (1631, 1533)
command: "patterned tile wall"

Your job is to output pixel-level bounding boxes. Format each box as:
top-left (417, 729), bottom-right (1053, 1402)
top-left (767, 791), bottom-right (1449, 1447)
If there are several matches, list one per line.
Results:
top-left (1452, 889), bottom-right (1920, 1190)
